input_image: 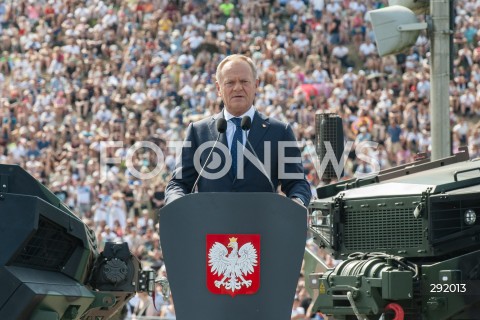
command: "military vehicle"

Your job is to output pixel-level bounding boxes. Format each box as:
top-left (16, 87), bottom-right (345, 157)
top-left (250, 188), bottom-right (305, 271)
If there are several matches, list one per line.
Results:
top-left (0, 165), bottom-right (154, 319)
top-left (307, 146), bottom-right (480, 319)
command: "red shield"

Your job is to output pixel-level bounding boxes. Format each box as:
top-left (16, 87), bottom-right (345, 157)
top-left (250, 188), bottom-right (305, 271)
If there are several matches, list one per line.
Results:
top-left (206, 234), bottom-right (260, 296)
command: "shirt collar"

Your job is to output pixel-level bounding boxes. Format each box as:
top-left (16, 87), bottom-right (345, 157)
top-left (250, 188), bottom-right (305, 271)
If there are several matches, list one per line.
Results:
top-left (224, 106), bottom-right (256, 122)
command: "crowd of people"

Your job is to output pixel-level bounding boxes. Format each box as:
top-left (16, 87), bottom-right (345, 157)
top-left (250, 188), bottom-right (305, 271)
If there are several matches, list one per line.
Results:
top-left (0, 0), bottom-right (480, 318)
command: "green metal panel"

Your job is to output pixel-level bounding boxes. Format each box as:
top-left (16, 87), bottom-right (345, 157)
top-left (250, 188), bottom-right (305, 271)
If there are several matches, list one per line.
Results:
top-left (381, 270), bottom-right (413, 300)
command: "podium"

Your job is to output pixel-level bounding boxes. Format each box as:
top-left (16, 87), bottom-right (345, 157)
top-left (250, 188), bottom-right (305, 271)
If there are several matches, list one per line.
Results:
top-left (159, 193), bottom-right (307, 320)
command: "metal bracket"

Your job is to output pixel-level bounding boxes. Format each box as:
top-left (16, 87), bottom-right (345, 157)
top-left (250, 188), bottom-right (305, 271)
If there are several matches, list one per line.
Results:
top-left (398, 22), bottom-right (428, 32)
top-left (454, 167), bottom-right (480, 182)
top-left (414, 188), bottom-right (432, 219)
top-left (89, 292), bottom-right (116, 309)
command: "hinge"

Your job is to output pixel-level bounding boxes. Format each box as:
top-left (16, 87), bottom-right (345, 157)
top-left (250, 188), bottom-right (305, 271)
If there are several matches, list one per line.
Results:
top-left (421, 187), bottom-right (432, 202)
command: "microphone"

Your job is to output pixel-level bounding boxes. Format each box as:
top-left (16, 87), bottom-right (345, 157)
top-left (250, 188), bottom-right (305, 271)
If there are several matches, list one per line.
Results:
top-left (240, 116), bottom-right (276, 193)
top-left (191, 118), bottom-right (227, 193)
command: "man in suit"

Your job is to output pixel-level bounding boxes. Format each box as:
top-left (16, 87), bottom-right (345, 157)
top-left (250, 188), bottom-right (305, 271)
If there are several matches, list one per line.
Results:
top-left (165, 54), bottom-right (311, 206)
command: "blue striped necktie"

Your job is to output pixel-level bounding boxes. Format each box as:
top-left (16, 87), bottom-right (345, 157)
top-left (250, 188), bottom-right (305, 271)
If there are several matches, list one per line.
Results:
top-left (230, 117), bottom-right (243, 177)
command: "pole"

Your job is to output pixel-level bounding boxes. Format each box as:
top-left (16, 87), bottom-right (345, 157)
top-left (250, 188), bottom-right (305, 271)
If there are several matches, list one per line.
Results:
top-left (430, 0), bottom-right (451, 160)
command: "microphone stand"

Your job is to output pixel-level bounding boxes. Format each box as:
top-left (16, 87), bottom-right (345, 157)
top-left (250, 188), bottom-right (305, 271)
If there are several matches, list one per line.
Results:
top-left (191, 118), bottom-right (227, 193)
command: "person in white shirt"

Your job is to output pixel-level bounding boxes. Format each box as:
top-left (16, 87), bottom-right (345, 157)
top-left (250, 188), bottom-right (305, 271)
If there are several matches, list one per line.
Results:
top-left (102, 9), bottom-right (118, 29)
top-left (312, 0), bottom-right (324, 20)
top-left (293, 33), bottom-right (310, 60)
top-left (342, 67), bottom-right (357, 91)
top-left (331, 43), bottom-right (349, 68)
top-left (95, 105), bottom-right (112, 123)
top-left (108, 192), bottom-right (127, 230)
top-left (326, 0), bottom-right (341, 15)
top-left (312, 67), bottom-right (330, 83)
top-left (76, 181), bottom-right (92, 218)
top-left (459, 85), bottom-right (476, 115)
top-left (288, 0), bottom-right (306, 14)
top-left (291, 296), bottom-right (305, 319)
top-left (416, 73), bottom-right (430, 99)
top-left (181, 13), bottom-right (198, 26)
top-left (74, 5), bottom-right (90, 20)
top-left (453, 118), bottom-right (469, 145)
top-left (177, 51), bottom-right (195, 69)
top-left (185, 31), bottom-right (204, 50)
top-left (359, 37), bottom-right (376, 61)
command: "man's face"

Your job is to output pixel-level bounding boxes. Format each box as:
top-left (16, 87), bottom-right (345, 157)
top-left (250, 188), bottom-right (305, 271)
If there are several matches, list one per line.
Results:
top-left (216, 60), bottom-right (258, 116)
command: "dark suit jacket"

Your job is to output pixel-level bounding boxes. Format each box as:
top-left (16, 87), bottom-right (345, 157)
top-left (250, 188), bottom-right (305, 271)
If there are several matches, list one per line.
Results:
top-left (165, 110), bottom-right (312, 205)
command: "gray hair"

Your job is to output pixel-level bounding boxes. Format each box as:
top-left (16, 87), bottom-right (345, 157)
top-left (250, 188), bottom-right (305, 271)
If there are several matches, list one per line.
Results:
top-left (215, 54), bottom-right (258, 82)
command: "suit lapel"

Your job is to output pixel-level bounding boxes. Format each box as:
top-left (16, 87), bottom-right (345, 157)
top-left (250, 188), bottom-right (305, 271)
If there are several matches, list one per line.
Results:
top-left (247, 111), bottom-right (269, 150)
top-left (209, 111), bottom-right (228, 147)
top-left (235, 111), bottom-right (270, 184)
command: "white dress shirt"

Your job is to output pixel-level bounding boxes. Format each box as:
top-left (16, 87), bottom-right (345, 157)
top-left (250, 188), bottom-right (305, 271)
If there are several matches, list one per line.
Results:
top-left (224, 106), bottom-right (256, 149)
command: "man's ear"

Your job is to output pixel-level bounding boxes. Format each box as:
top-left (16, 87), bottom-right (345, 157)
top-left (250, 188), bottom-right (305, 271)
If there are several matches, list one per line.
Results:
top-left (215, 81), bottom-right (221, 96)
top-left (255, 78), bottom-right (260, 88)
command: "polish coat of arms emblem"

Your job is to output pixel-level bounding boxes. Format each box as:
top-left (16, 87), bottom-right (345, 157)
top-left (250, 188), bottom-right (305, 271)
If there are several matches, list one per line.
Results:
top-left (206, 234), bottom-right (260, 296)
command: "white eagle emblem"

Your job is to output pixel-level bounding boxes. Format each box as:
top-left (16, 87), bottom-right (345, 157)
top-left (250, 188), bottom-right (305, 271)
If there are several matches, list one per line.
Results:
top-left (208, 237), bottom-right (258, 292)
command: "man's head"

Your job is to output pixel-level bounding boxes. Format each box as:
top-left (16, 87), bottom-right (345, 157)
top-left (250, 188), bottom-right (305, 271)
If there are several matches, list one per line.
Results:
top-left (215, 54), bottom-right (259, 116)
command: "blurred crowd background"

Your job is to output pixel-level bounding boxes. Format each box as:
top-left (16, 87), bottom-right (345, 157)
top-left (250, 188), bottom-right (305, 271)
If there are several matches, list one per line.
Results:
top-left (0, 0), bottom-right (479, 318)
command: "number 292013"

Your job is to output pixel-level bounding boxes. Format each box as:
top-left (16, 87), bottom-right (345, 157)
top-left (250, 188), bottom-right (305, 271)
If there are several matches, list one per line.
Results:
top-left (430, 283), bottom-right (466, 293)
